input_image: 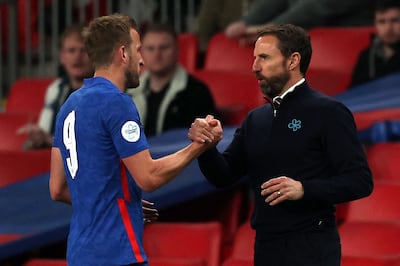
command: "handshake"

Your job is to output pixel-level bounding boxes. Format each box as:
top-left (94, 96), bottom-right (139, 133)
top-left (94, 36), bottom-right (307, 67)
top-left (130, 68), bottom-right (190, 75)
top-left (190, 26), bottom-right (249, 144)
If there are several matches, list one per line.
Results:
top-left (188, 115), bottom-right (223, 146)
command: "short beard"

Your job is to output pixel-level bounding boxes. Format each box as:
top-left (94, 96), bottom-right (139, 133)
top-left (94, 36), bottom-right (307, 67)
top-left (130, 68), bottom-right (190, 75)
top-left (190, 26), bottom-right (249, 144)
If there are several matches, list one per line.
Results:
top-left (125, 69), bottom-right (139, 89)
top-left (259, 70), bottom-right (290, 98)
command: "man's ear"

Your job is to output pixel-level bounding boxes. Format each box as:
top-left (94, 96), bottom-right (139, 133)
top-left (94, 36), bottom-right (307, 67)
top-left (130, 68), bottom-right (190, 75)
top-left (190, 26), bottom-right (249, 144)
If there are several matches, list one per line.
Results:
top-left (119, 46), bottom-right (127, 62)
top-left (289, 52), bottom-right (301, 70)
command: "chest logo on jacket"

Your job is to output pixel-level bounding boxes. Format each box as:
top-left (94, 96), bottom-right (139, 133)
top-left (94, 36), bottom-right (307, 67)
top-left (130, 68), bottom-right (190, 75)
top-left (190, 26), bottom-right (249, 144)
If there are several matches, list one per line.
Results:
top-left (288, 119), bottom-right (302, 132)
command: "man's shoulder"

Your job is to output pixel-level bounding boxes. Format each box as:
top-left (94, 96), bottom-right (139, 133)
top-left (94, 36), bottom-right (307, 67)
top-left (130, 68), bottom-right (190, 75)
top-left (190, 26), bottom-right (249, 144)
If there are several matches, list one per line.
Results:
top-left (186, 74), bottom-right (211, 91)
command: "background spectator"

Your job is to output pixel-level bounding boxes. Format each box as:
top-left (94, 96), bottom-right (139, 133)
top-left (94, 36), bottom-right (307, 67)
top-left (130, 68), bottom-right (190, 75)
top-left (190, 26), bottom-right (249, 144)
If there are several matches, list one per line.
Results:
top-left (349, 0), bottom-right (400, 88)
top-left (128, 22), bottom-right (217, 137)
top-left (17, 23), bottom-right (93, 149)
top-left (225, 0), bottom-right (375, 45)
top-left (195, 0), bottom-right (250, 53)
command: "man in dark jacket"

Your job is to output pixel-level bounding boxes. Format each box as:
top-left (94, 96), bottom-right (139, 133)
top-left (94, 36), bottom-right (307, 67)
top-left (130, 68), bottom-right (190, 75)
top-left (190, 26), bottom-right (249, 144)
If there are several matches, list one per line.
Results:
top-left (189, 24), bottom-right (373, 266)
top-left (350, 0), bottom-right (400, 88)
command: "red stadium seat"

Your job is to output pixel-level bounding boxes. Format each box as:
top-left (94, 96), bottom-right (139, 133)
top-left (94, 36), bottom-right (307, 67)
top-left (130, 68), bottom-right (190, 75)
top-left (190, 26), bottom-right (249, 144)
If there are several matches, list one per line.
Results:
top-left (335, 202), bottom-right (349, 226)
top-left (222, 259), bottom-right (253, 266)
top-left (0, 149), bottom-right (51, 188)
top-left (24, 259), bottom-right (67, 266)
top-left (178, 33), bottom-right (199, 73)
top-left (340, 222), bottom-right (400, 257)
top-left (221, 221), bottom-right (254, 266)
top-left (5, 77), bottom-right (55, 115)
top-left (366, 143), bottom-right (400, 184)
top-left (155, 187), bottom-right (248, 261)
top-left (308, 26), bottom-right (375, 94)
top-left (144, 222), bottom-right (223, 266)
top-left (339, 184), bottom-right (400, 262)
top-left (353, 108), bottom-right (400, 131)
top-left (345, 183), bottom-right (400, 224)
top-left (306, 68), bottom-right (351, 96)
top-left (0, 234), bottom-right (24, 244)
top-left (149, 258), bottom-right (205, 266)
top-left (0, 113), bottom-right (35, 151)
top-left (204, 33), bottom-right (254, 72)
top-left (192, 70), bottom-right (265, 125)
top-left (342, 256), bottom-right (400, 266)
top-left (219, 190), bottom-right (245, 259)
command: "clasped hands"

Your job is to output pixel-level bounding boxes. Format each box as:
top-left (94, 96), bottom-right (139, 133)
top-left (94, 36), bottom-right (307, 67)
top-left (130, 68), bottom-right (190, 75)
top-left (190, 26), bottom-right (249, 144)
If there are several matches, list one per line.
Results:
top-left (188, 115), bottom-right (223, 146)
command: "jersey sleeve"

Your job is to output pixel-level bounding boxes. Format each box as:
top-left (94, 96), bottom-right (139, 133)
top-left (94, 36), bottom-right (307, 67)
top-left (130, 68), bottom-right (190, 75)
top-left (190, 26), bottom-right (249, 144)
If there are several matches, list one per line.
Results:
top-left (103, 93), bottom-right (149, 158)
top-left (52, 108), bottom-right (64, 149)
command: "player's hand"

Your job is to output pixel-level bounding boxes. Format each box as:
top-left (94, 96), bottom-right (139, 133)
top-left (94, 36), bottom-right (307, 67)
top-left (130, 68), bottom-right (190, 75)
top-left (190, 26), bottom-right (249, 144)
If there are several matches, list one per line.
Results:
top-left (188, 115), bottom-right (223, 145)
top-left (260, 176), bottom-right (304, 206)
top-left (205, 115), bottom-right (223, 143)
top-left (142, 199), bottom-right (159, 224)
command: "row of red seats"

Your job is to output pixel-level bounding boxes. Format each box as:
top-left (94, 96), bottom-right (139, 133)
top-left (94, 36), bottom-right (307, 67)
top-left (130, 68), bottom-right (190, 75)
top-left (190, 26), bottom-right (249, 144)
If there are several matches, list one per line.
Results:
top-left (2, 27), bottom-right (394, 133)
top-left (16, 182), bottom-right (240, 264)
top-left (0, 78), bottom-right (54, 188)
top-left (23, 178), bottom-right (400, 265)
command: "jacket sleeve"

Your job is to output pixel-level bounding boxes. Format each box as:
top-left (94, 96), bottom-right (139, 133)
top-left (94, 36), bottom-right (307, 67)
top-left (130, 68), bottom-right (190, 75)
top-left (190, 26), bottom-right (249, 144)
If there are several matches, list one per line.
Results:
top-left (198, 127), bottom-right (247, 187)
top-left (242, 0), bottom-right (288, 25)
top-left (301, 101), bottom-right (373, 204)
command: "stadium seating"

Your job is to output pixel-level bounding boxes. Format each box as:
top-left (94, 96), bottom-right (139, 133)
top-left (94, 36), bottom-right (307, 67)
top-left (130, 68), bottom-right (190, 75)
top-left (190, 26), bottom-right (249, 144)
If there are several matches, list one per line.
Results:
top-left (306, 68), bottom-right (351, 96)
top-left (221, 222), bottom-right (254, 266)
top-left (366, 143), bottom-right (400, 184)
top-left (345, 183), bottom-right (400, 224)
top-left (342, 256), bottom-right (400, 266)
top-left (144, 222), bottom-right (222, 266)
top-left (0, 149), bottom-right (51, 187)
top-left (339, 182), bottom-right (400, 261)
top-left (340, 222), bottom-right (400, 257)
top-left (335, 202), bottom-right (349, 226)
top-left (178, 33), bottom-right (199, 73)
top-left (5, 77), bottom-right (55, 115)
top-left (203, 33), bottom-right (254, 72)
top-left (218, 189), bottom-right (245, 259)
top-left (0, 113), bottom-right (34, 151)
top-left (353, 108), bottom-right (400, 131)
top-left (307, 26), bottom-right (375, 95)
top-left (193, 70), bottom-right (265, 125)
top-left (149, 258), bottom-right (205, 266)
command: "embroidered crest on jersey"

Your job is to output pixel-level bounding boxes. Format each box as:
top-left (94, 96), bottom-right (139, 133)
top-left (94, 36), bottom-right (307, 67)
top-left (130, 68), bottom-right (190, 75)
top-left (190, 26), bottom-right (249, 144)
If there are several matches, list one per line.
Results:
top-left (121, 121), bottom-right (140, 142)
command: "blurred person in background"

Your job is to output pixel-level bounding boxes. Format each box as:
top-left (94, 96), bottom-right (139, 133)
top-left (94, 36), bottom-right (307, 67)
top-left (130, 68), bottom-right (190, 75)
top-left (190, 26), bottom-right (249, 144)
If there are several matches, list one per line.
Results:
top-left (128, 22), bottom-right (217, 137)
top-left (17, 23), bottom-right (93, 149)
top-left (195, 0), bottom-right (250, 53)
top-left (349, 0), bottom-right (400, 88)
top-left (225, 0), bottom-right (374, 45)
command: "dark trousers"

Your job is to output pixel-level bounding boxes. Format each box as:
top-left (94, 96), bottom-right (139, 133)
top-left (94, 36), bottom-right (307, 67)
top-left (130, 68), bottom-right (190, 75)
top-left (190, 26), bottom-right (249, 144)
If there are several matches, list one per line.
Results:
top-left (254, 227), bottom-right (341, 266)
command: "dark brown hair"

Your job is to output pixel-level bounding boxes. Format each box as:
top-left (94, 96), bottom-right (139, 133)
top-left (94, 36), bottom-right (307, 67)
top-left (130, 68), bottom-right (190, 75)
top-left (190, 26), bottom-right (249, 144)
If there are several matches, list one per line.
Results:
top-left (257, 24), bottom-right (312, 75)
top-left (83, 13), bottom-right (138, 68)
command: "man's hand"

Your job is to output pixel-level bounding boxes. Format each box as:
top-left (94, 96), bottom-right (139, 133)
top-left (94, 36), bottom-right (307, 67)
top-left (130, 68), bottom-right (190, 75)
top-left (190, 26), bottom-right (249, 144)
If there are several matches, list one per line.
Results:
top-left (260, 176), bottom-right (304, 206)
top-left (225, 21), bottom-right (248, 39)
top-left (188, 115), bottom-right (223, 145)
top-left (142, 199), bottom-right (159, 224)
top-left (17, 123), bottom-right (52, 149)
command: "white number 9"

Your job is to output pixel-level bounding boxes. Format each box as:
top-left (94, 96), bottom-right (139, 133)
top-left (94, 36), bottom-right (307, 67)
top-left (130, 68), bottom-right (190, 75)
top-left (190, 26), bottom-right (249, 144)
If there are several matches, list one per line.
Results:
top-left (63, 110), bottom-right (78, 178)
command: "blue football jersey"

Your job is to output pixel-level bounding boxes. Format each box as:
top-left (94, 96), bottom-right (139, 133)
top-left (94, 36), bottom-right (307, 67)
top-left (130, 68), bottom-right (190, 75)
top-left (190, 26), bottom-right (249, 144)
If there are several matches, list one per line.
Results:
top-left (53, 77), bottom-right (149, 266)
